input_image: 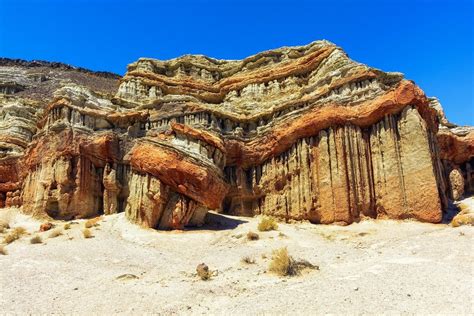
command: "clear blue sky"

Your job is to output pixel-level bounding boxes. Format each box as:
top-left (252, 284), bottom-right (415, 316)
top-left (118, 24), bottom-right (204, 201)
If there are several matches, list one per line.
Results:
top-left (0, 0), bottom-right (472, 125)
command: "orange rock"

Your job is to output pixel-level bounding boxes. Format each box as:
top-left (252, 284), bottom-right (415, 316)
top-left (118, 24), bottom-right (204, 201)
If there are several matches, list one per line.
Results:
top-left (437, 129), bottom-right (474, 164)
top-left (39, 222), bottom-right (53, 232)
top-left (130, 142), bottom-right (228, 210)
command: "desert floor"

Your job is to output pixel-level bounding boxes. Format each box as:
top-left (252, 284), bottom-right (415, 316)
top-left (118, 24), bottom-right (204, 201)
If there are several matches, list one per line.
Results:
top-left (0, 202), bottom-right (473, 315)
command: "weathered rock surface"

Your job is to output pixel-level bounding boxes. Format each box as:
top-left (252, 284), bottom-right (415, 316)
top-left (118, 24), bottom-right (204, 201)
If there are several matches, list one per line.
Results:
top-left (0, 41), bottom-right (472, 228)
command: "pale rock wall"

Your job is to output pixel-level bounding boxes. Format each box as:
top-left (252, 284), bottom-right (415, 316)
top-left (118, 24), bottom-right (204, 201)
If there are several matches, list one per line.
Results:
top-left (125, 171), bottom-right (207, 229)
top-left (22, 156), bottom-right (104, 219)
top-left (224, 107), bottom-right (444, 223)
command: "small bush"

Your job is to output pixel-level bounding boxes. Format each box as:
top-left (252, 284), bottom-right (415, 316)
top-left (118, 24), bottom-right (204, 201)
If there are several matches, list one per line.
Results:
top-left (241, 256), bottom-right (256, 264)
top-left (82, 228), bottom-right (93, 238)
top-left (3, 232), bottom-right (19, 244)
top-left (451, 214), bottom-right (474, 227)
top-left (269, 247), bottom-right (318, 277)
top-left (64, 223), bottom-right (71, 230)
top-left (196, 263), bottom-right (211, 280)
top-left (84, 217), bottom-right (101, 228)
top-left (247, 231), bottom-right (259, 241)
top-left (0, 219), bottom-right (9, 232)
top-left (258, 216), bottom-right (278, 232)
top-left (30, 235), bottom-right (43, 244)
top-left (269, 247), bottom-right (295, 276)
top-left (14, 227), bottom-right (26, 235)
top-left (48, 228), bottom-right (63, 238)
top-left (0, 245), bottom-right (7, 255)
top-left (3, 226), bottom-right (27, 244)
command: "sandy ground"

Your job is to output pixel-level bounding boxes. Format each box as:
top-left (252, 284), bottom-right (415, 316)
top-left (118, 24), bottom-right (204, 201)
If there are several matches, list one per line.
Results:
top-left (0, 203), bottom-right (473, 315)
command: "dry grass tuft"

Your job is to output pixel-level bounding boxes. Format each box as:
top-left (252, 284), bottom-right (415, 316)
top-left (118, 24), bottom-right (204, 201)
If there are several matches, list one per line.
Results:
top-left (14, 227), bottom-right (26, 235)
top-left (82, 228), bottom-right (93, 238)
top-left (3, 226), bottom-right (27, 244)
top-left (258, 216), bottom-right (278, 232)
top-left (0, 245), bottom-right (7, 255)
top-left (241, 256), bottom-right (256, 264)
top-left (0, 219), bottom-right (9, 233)
top-left (247, 231), bottom-right (259, 241)
top-left (3, 232), bottom-right (19, 244)
top-left (30, 235), bottom-right (43, 244)
top-left (269, 247), bottom-right (318, 277)
top-left (84, 217), bottom-right (101, 228)
top-left (451, 216), bottom-right (474, 227)
top-left (63, 223), bottom-right (71, 230)
top-left (48, 228), bottom-right (63, 238)
top-left (319, 232), bottom-right (336, 241)
top-left (269, 247), bottom-right (295, 276)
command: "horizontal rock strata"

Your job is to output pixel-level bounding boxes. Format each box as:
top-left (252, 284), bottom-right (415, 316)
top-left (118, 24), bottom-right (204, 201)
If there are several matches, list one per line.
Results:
top-left (0, 41), bottom-right (471, 228)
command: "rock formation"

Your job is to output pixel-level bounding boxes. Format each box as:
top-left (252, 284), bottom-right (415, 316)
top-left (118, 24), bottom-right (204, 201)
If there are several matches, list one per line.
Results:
top-left (0, 41), bottom-right (472, 228)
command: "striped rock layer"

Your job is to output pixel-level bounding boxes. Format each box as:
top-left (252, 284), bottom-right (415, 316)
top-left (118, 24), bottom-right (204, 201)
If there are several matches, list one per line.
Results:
top-left (0, 41), bottom-right (472, 228)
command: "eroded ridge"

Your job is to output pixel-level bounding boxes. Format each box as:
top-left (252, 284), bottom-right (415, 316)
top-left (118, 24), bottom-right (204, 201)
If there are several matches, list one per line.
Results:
top-left (0, 41), bottom-right (472, 228)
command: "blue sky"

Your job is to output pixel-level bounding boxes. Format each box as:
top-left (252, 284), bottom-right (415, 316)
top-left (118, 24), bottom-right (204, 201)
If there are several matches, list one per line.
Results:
top-left (0, 0), bottom-right (472, 125)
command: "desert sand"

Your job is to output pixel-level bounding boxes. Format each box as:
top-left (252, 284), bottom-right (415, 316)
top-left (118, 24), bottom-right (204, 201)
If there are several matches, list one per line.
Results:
top-left (1, 203), bottom-right (473, 315)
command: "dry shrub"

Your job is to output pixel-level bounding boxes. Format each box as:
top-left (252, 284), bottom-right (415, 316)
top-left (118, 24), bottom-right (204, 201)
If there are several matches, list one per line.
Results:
top-left (3, 232), bottom-right (19, 244)
top-left (196, 263), bottom-right (211, 280)
top-left (269, 247), bottom-right (294, 276)
top-left (64, 223), bottom-right (71, 230)
top-left (247, 231), bottom-right (259, 241)
top-left (319, 232), bottom-right (336, 241)
top-left (84, 217), bottom-right (101, 228)
top-left (30, 235), bottom-right (43, 244)
top-left (0, 219), bottom-right (9, 233)
top-left (82, 228), bottom-right (93, 238)
top-left (269, 247), bottom-right (318, 277)
top-left (241, 256), bottom-right (256, 264)
top-left (451, 213), bottom-right (474, 227)
top-left (14, 227), bottom-right (26, 235)
top-left (48, 228), bottom-right (63, 238)
top-left (0, 245), bottom-right (7, 255)
top-left (258, 216), bottom-right (278, 232)
top-left (3, 226), bottom-right (27, 244)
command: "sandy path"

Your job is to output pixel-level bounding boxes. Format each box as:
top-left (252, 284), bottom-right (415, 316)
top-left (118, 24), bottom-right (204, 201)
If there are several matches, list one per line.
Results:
top-left (0, 208), bottom-right (473, 315)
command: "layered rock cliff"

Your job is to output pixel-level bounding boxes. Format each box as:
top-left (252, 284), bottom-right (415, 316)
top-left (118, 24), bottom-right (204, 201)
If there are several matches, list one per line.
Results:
top-left (0, 41), bottom-right (472, 228)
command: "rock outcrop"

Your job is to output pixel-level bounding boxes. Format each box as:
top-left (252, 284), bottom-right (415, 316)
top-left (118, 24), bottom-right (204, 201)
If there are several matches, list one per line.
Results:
top-left (0, 41), bottom-right (472, 228)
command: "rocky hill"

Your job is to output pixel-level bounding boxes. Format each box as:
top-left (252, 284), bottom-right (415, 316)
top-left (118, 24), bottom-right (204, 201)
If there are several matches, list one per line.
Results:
top-left (0, 41), bottom-right (472, 229)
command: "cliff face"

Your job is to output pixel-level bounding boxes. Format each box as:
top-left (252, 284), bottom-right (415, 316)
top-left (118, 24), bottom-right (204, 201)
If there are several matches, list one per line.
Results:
top-left (0, 41), bottom-right (472, 227)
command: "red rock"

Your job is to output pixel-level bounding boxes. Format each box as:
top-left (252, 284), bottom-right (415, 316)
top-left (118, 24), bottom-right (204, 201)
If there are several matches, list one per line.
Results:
top-left (39, 222), bottom-right (54, 232)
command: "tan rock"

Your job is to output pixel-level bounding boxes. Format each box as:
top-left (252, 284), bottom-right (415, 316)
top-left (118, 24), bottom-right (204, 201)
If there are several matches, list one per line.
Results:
top-left (0, 41), bottom-right (469, 228)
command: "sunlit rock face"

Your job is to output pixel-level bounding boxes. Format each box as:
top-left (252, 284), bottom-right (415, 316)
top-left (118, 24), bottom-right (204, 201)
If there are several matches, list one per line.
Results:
top-left (0, 41), bottom-right (471, 227)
